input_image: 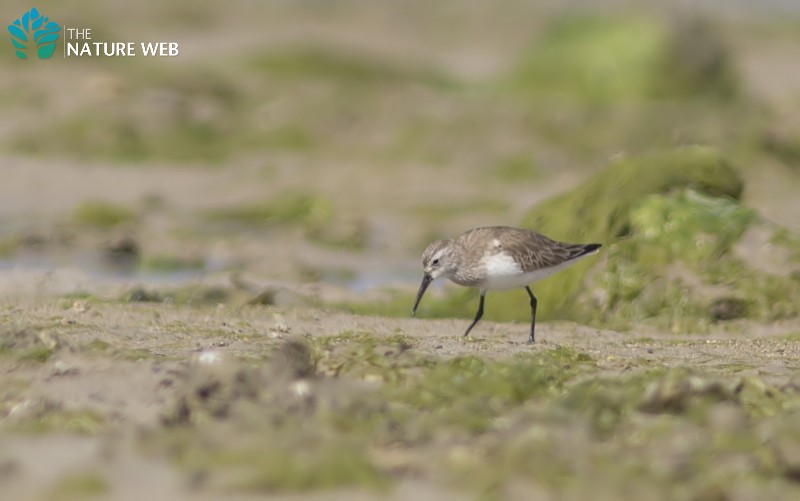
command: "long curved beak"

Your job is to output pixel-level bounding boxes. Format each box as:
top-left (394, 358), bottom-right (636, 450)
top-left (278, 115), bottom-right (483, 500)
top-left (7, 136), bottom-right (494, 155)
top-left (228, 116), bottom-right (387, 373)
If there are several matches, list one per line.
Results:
top-left (411, 273), bottom-right (433, 317)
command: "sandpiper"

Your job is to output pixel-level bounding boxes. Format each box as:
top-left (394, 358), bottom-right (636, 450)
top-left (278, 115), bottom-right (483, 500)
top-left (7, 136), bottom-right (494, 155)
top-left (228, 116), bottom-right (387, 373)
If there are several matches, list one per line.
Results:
top-left (411, 226), bottom-right (601, 343)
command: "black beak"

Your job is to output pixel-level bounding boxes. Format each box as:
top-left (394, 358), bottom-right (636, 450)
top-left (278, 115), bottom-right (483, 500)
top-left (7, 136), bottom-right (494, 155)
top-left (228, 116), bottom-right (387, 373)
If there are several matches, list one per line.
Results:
top-left (411, 274), bottom-right (433, 317)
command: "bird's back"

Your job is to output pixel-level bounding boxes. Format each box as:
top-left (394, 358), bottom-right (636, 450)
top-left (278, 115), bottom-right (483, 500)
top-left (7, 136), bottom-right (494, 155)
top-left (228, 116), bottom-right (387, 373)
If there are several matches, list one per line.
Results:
top-left (456, 226), bottom-right (600, 273)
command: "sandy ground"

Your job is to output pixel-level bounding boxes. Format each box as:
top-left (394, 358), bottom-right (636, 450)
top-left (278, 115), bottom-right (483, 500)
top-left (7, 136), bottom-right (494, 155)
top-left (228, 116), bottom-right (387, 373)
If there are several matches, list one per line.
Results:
top-left (2, 301), bottom-right (800, 499)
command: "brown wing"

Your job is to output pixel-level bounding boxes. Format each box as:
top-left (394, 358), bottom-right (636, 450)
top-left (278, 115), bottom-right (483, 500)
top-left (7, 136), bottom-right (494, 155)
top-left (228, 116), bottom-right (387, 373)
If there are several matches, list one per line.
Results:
top-left (459, 226), bottom-right (600, 272)
top-left (502, 230), bottom-right (575, 271)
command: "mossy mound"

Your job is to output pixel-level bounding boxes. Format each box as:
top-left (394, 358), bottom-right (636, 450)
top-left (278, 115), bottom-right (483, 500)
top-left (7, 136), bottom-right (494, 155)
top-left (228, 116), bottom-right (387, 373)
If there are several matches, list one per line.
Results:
top-left (597, 190), bottom-right (772, 328)
top-left (507, 16), bottom-right (661, 102)
top-left (513, 145), bottom-right (798, 329)
top-left (72, 200), bottom-right (139, 229)
top-left (510, 146), bottom-right (741, 322)
top-left (507, 14), bottom-right (738, 102)
top-left (521, 145), bottom-right (744, 242)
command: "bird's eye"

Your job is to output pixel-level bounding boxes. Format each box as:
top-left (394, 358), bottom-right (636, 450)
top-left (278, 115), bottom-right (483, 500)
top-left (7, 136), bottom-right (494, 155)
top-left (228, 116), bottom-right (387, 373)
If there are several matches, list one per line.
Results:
top-left (432, 258), bottom-right (440, 266)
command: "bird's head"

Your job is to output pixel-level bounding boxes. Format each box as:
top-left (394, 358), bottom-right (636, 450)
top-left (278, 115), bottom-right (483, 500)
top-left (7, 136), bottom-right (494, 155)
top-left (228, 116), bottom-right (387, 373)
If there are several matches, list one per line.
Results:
top-left (412, 239), bottom-right (458, 316)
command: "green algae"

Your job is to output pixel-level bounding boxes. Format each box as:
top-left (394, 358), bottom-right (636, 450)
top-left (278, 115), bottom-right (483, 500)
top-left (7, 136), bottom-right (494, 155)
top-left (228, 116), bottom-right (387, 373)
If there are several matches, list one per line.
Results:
top-left (14, 346), bottom-right (55, 363)
top-left (248, 47), bottom-right (456, 89)
top-left (155, 343), bottom-right (597, 492)
top-left (259, 125), bottom-right (317, 152)
top-left (599, 370), bottom-right (799, 423)
top-left (771, 227), bottom-right (800, 261)
top-left (520, 146), bottom-right (743, 245)
top-left (83, 339), bottom-right (111, 352)
top-left (11, 66), bottom-right (247, 163)
top-left (205, 192), bottom-right (368, 249)
top-left (459, 369), bottom-right (800, 496)
top-left (119, 348), bottom-right (154, 362)
top-left (411, 199), bottom-right (510, 218)
top-left (306, 216), bottom-right (369, 250)
top-left (514, 147), bottom-right (746, 325)
top-left (0, 235), bottom-right (21, 258)
top-left (141, 254), bottom-right (204, 272)
top-left (49, 472), bottom-right (109, 499)
top-left (313, 331), bottom-right (422, 383)
top-left (488, 147), bottom-right (745, 324)
top-left (488, 154), bottom-right (544, 183)
top-left (210, 359), bottom-right (800, 494)
top-left (143, 329), bottom-right (800, 496)
top-left (595, 189), bottom-right (800, 327)
top-left (58, 292), bottom-right (100, 305)
top-left (592, 188), bottom-right (760, 327)
top-left (0, 327), bottom-right (60, 363)
top-left (122, 285), bottom-right (232, 306)
top-left (384, 348), bottom-right (596, 437)
top-left (205, 192), bottom-right (333, 228)
top-left (630, 189), bottom-right (756, 264)
top-left (336, 288), bottom-right (478, 324)
top-left (5, 42), bottom-right (461, 165)
top-left (500, 11), bottom-right (759, 167)
top-left (507, 14), bottom-right (737, 102)
top-left (183, 435), bottom-right (388, 493)
top-left (13, 408), bottom-right (107, 435)
top-left (507, 16), bottom-right (662, 102)
top-left (72, 200), bottom-right (139, 229)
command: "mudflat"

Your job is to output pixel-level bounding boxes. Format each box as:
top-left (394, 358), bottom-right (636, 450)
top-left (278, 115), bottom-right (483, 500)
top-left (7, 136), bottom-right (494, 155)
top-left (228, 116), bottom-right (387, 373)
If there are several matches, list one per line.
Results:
top-left (3, 301), bottom-right (800, 500)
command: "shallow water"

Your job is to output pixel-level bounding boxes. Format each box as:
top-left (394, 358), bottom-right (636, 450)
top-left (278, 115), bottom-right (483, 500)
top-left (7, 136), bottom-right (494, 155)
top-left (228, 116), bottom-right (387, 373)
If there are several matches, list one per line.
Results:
top-left (0, 250), bottom-right (207, 298)
top-left (0, 249), bottom-right (421, 297)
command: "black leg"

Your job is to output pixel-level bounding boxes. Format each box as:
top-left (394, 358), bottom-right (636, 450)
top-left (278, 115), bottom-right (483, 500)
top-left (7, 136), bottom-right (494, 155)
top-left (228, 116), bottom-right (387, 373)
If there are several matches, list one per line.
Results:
top-left (463, 290), bottom-right (486, 337)
top-left (525, 286), bottom-right (538, 343)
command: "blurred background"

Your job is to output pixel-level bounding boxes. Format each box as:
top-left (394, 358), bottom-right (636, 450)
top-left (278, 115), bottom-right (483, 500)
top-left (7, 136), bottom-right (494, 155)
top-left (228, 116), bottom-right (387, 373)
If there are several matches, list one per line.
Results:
top-left (2, 0), bottom-right (800, 328)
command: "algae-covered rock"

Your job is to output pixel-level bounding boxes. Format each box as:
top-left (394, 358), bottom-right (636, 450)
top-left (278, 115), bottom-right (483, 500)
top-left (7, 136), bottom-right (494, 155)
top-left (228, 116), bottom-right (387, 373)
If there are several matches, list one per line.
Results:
top-left (508, 16), bottom-right (661, 102)
top-left (513, 146), bottom-right (743, 321)
top-left (597, 193), bottom-right (800, 327)
top-left (508, 14), bottom-right (738, 102)
top-left (629, 190), bottom-right (755, 264)
top-left (513, 146), bottom-right (800, 328)
top-left (522, 146), bottom-right (743, 242)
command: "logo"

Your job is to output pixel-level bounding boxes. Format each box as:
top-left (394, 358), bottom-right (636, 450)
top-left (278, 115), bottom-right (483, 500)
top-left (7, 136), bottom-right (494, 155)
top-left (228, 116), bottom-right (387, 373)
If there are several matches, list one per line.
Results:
top-left (8, 8), bottom-right (60, 60)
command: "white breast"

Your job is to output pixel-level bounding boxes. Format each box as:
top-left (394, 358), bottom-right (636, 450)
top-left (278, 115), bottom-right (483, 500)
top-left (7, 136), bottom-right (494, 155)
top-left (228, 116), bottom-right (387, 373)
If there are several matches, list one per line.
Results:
top-left (479, 251), bottom-right (588, 290)
top-left (480, 252), bottom-right (523, 289)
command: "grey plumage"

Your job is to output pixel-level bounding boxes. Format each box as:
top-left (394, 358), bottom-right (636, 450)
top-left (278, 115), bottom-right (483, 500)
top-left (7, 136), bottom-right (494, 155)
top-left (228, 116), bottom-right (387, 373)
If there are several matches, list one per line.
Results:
top-left (413, 226), bottom-right (601, 343)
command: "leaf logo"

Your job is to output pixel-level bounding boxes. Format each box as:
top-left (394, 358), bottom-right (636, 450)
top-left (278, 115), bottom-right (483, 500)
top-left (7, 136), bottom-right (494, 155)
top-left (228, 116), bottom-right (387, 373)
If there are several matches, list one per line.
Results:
top-left (8, 8), bottom-right (60, 60)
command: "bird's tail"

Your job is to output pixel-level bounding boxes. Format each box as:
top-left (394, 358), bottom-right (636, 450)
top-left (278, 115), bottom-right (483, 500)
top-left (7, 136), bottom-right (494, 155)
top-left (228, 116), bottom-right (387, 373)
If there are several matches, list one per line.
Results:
top-left (567, 243), bottom-right (602, 260)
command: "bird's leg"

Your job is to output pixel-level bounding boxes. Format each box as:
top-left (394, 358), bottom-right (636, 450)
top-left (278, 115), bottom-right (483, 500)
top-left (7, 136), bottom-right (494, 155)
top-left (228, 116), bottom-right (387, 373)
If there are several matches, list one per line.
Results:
top-left (525, 286), bottom-right (538, 343)
top-left (463, 290), bottom-right (486, 338)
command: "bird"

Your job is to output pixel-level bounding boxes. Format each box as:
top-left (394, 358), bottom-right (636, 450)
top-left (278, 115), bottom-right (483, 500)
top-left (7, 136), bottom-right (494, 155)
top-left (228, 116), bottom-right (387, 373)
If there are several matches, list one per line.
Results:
top-left (411, 226), bottom-right (601, 343)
